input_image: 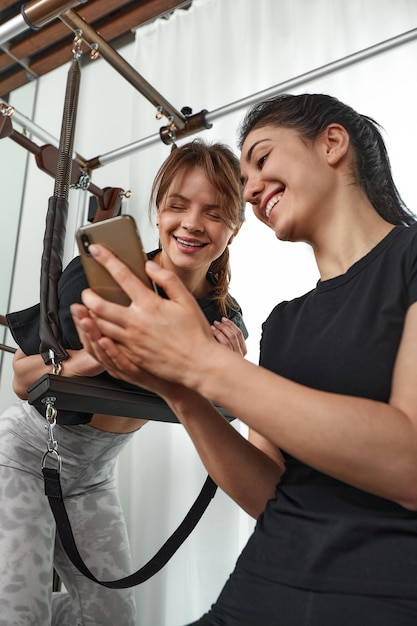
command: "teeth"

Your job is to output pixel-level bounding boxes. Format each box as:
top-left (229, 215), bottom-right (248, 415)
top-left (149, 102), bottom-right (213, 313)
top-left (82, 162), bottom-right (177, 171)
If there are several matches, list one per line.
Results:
top-left (176, 237), bottom-right (204, 248)
top-left (265, 193), bottom-right (283, 219)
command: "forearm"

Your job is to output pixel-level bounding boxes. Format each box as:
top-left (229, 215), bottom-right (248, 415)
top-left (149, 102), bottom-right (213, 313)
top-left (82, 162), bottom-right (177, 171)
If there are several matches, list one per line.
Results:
top-left (13, 347), bottom-right (105, 400)
top-left (12, 350), bottom-right (54, 399)
top-left (166, 388), bottom-right (283, 518)
top-left (191, 347), bottom-right (417, 508)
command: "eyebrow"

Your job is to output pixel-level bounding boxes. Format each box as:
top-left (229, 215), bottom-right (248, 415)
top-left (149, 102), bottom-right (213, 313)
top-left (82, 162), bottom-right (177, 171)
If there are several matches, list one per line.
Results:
top-left (244, 138), bottom-right (270, 163)
top-left (167, 193), bottom-right (188, 202)
top-left (167, 193), bottom-right (219, 209)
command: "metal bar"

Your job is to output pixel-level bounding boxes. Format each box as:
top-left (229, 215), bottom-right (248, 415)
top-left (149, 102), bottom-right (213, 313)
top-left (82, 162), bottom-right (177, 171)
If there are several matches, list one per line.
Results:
top-left (86, 132), bottom-right (167, 168)
top-left (23, 0), bottom-right (88, 30)
top-left (86, 26), bottom-right (417, 166)
top-left (59, 9), bottom-right (187, 129)
top-left (0, 14), bottom-right (29, 47)
top-left (0, 343), bottom-right (16, 354)
top-left (0, 42), bottom-right (39, 82)
top-left (3, 26), bottom-right (417, 166)
top-left (207, 27), bottom-right (417, 124)
top-left (0, 0), bottom-right (87, 46)
top-left (0, 97), bottom-right (60, 146)
top-left (0, 98), bottom-right (87, 166)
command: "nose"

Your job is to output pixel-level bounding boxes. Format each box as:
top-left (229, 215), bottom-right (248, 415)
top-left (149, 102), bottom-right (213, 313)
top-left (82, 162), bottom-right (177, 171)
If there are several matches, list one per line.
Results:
top-left (243, 174), bottom-right (263, 205)
top-left (181, 208), bottom-right (204, 232)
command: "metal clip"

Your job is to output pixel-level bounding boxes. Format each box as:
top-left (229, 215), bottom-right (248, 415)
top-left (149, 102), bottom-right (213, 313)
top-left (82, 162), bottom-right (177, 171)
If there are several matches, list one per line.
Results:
top-left (41, 400), bottom-right (62, 472)
top-left (70, 169), bottom-right (90, 190)
top-left (48, 349), bottom-right (62, 375)
top-left (72, 29), bottom-right (83, 60)
top-left (0, 104), bottom-right (14, 117)
top-left (90, 42), bottom-right (99, 61)
top-left (41, 448), bottom-right (62, 473)
top-left (166, 117), bottom-right (177, 144)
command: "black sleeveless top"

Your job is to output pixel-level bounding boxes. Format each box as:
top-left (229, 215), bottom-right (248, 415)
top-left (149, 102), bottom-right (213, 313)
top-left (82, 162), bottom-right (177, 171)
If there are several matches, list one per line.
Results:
top-left (238, 224), bottom-right (417, 599)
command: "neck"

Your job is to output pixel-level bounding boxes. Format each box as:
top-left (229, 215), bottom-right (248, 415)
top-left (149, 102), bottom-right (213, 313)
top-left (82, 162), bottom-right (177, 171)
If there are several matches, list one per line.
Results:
top-left (311, 205), bottom-right (395, 281)
top-left (156, 250), bottom-right (211, 297)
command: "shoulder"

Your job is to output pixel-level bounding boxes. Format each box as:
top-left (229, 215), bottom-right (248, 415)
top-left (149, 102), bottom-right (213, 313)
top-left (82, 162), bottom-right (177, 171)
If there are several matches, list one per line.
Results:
top-left (263, 288), bottom-right (315, 325)
top-left (197, 292), bottom-right (249, 339)
top-left (386, 223), bottom-right (417, 257)
top-left (376, 225), bottom-right (417, 299)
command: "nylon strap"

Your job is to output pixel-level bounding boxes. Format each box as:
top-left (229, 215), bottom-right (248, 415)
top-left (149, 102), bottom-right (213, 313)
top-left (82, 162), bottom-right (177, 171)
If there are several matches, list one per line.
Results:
top-left (43, 466), bottom-right (217, 588)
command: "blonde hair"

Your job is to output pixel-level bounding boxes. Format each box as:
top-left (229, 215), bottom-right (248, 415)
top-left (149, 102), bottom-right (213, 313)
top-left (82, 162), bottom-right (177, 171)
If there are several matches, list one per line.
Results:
top-left (150, 140), bottom-right (245, 316)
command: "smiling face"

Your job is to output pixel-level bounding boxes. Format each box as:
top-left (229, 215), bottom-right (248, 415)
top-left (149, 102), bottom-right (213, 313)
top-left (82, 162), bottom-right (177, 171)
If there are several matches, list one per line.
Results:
top-left (240, 125), bottom-right (337, 244)
top-left (157, 166), bottom-right (237, 283)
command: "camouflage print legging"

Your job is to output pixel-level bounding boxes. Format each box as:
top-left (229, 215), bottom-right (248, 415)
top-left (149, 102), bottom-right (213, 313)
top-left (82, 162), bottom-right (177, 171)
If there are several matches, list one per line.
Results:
top-left (0, 401), bottom-right (137, 626)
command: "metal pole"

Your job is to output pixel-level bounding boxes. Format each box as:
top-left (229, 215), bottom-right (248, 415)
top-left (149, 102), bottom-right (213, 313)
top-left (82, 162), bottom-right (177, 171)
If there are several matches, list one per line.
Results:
top-left (0, 0), bottom-right (87, 47)
top-left (0, 343), bottom-right (16, 354)
top-left (3, 26), bottom-right (417, 165)
top-left (207, 27), bottom-right (417, 123)
top-left (0, 14), bottom-right (29, 47)
top-left (0, 98), bottom-right (60, 147)
top-left (59, 9), bottom-right (187, 129)
top-left (87, 26), bottom-right (417, 166)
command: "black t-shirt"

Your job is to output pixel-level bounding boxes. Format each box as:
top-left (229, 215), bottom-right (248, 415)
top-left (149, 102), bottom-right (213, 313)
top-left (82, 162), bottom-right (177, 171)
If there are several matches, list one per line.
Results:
top-left (7, 253), bottom-right (247, 424)
top-left (237, 224), bottom-right (417, 599)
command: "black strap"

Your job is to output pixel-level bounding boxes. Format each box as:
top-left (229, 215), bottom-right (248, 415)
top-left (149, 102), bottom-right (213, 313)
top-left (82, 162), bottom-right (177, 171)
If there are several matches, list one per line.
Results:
top-left (43, 466), bottom-right (217, 588)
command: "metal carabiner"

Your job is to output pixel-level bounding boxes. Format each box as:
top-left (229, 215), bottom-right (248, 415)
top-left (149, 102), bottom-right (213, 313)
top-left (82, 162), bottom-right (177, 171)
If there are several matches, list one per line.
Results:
top-left (41, 397), bottom-right (62, 472)
top-left (41, 448), bottom-right (62, 473)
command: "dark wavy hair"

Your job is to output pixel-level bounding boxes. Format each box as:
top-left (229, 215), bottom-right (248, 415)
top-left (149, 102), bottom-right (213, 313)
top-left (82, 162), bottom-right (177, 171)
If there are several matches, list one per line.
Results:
top-left (238, 93), bottom-right (415, 226)
top-left (150, 139), bottom-right (246, 316)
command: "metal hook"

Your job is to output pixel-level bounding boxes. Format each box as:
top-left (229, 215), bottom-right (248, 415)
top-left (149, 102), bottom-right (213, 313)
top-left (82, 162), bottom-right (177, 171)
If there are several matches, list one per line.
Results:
top-left (0, 104), bottom-right (14, 117)
top-left (90, 42), bottom-right (99, 60)
top-left (72, 28), bottom-right (83, 60)
top-left (41, 397), bottom-right (62, 472)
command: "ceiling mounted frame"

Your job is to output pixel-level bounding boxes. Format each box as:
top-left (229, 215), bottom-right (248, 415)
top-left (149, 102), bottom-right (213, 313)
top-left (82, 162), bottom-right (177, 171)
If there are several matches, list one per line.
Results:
top-left (1, 2), bottom-right (416, 174)
top-left (0, 1), bottom-right (193, 115)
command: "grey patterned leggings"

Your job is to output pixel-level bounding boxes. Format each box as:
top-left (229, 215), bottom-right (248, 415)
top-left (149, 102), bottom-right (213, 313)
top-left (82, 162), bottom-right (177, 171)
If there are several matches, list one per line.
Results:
top-left (0, 401), bottom-right (137, 626)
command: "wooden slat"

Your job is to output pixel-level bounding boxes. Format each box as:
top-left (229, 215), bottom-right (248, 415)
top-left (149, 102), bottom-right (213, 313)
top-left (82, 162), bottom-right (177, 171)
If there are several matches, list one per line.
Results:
top-left (0, 0), bottom-right (139, 74)
top-left (8, 0), bottom-right (133, 61)
top-left (0, 0), bottom-right (22, 14)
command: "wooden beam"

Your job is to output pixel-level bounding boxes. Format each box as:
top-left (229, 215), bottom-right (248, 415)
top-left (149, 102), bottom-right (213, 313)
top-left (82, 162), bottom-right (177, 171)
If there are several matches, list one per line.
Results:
top-left (0, 1), bottom-right (190, 97)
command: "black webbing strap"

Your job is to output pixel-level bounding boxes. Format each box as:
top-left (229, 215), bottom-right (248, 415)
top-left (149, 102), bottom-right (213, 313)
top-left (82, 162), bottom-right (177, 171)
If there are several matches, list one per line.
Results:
top-left (43, 466), bottom-right (217, 588)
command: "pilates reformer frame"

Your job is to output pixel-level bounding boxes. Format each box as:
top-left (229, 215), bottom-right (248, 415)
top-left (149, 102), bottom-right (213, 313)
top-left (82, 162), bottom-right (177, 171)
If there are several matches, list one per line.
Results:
top-left (1, 0), bottom-right (417, 587)
top-left (0, 0), bottom-right (228, 589)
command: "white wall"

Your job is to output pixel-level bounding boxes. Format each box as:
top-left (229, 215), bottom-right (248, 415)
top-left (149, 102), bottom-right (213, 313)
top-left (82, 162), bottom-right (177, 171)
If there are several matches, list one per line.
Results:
top-left (1, 1), bottom-right (417, 624)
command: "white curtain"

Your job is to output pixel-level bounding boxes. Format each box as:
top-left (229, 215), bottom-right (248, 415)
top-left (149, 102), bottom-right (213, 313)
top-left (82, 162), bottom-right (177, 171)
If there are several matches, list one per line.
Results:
top-left (1, 1), bottom-right (417, 624)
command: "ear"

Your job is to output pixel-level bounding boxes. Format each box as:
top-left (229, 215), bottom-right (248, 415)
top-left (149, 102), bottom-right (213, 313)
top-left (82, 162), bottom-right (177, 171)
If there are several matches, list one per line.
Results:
top-left (323, 123), bottom-right (350, 166)
top-left (228, 224), bottom-right (242, 245)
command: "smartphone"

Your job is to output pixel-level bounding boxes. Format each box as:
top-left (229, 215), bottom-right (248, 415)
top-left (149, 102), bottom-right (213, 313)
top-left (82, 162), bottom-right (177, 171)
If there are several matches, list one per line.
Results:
top-left (76, 214), bottom-right (155, 306)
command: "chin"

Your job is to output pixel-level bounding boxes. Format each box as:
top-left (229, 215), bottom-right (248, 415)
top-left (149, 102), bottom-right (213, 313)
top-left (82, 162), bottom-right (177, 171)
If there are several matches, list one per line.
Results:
top-left (273, 224), bottom-right (292, 242)
top-left (271, 216), bottom-right (298, 242)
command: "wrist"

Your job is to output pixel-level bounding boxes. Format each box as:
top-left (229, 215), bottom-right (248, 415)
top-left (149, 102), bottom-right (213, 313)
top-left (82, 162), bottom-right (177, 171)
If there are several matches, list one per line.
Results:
top-left (184, 340), bottom-right (230, 400)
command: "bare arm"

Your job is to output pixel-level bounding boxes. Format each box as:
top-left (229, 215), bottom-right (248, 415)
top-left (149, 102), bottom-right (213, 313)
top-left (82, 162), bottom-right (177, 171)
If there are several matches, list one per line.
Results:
top-left (71, 246), bottom-right (417, 509)
top-left (166, 388), bottom-right (284, 518)
top-left (187, 303), bottom-right (417, 510)
top-left (12, 347), bottom-right (105, 399)
top-left (249, 428), bottom-right (286, 469)
top-left (71, 303), bottom-right (283, 518)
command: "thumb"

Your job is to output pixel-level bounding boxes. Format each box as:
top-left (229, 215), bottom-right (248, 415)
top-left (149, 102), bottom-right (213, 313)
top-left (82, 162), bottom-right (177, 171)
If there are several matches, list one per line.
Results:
top-left (145, 261), bottom-right (192, 303)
